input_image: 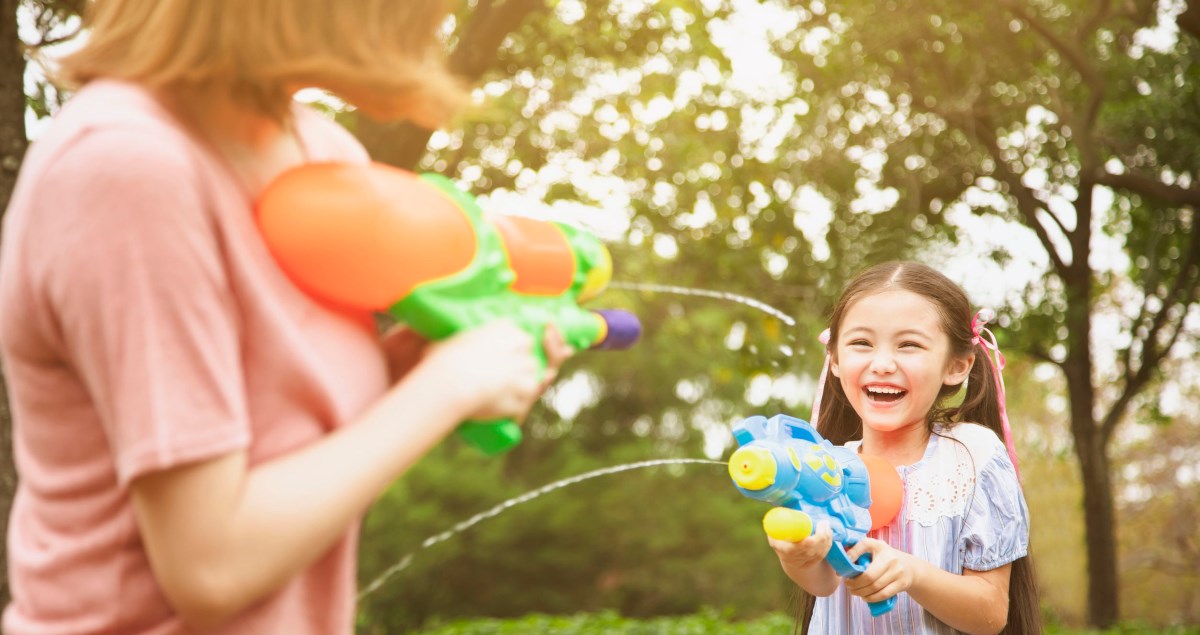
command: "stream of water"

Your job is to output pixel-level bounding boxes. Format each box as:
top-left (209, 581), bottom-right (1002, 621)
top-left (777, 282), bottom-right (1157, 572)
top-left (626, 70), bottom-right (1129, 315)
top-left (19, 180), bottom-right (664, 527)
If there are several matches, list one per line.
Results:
top-left (357, 457), bottom-right (726, 600)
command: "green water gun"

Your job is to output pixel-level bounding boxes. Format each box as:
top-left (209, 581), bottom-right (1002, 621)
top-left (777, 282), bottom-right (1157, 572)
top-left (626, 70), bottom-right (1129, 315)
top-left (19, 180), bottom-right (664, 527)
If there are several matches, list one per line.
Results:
top-left (256, 161), bottom-right (641, 454)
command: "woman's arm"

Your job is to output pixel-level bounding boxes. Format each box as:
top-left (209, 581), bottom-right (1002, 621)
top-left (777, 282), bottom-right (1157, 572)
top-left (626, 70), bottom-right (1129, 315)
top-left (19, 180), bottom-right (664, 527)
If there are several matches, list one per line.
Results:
top-left (130, 321), bottom-right (570, 631)
top-left (844, 539), bottom-right (1011, 635)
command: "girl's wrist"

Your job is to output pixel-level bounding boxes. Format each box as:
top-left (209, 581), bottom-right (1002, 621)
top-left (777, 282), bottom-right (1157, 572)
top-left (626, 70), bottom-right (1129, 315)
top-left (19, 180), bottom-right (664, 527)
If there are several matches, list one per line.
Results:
top-left (903, 552), bottom-right (931, 594)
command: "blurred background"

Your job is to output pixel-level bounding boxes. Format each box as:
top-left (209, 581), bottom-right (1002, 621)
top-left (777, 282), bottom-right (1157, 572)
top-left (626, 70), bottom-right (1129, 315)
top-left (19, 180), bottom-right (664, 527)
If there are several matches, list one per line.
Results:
top-left (0, 0), bottom-right (1197, 633)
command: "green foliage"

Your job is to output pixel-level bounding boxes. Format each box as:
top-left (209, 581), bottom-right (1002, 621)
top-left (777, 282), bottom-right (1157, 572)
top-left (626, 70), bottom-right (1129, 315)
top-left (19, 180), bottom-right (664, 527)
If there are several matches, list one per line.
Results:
top-left (355, 437), bottom-right (795, 633)
top-left (406, 610), bottom-right (795, 635)
top-left (391, 611), bottom-right (1200, 635)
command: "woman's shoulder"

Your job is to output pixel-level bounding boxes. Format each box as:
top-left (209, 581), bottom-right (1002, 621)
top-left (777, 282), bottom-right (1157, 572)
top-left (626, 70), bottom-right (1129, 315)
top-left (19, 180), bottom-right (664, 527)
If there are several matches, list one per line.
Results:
top-left (48, 79), bottom-right (190, 141)
top-left (24, 80), bottom-right (200, 181)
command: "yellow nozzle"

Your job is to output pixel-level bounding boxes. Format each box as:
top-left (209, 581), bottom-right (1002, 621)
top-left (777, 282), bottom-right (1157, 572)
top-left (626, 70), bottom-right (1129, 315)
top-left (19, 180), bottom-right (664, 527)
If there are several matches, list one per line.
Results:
top-left (763, 507), bottom-right (814, 542)
top-left (577, 243), bottom-right (612, 302)
top-left (728, 446), bottom-right (777, 491)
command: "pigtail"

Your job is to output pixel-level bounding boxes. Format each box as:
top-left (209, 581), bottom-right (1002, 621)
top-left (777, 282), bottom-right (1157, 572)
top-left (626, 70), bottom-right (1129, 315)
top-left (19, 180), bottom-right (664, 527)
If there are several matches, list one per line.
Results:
top-left (938, 343), bottom-right (1001, 436)
top-left (1005, 555), bottom-right (1043, 634)
top-left (950, 311), bottom-right (1041, 633)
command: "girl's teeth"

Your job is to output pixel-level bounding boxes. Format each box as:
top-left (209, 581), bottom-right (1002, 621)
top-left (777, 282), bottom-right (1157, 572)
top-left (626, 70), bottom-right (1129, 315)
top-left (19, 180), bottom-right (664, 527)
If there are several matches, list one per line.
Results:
top-left (866, 387), bottom-right (906, 402)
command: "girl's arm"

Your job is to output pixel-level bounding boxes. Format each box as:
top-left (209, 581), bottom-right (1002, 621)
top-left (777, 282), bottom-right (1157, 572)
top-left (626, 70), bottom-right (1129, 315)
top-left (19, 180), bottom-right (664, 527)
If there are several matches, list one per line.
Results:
top-left (844, 539), bottom-right (1012, 635)
top-left (768, 522), bottom-right (841, 597)
top-left (130, 322), bottom-right (570, 632)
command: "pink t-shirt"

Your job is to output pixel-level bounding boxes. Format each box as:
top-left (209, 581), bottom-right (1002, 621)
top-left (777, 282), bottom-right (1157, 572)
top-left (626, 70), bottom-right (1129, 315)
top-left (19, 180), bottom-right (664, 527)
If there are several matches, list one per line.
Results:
top-left (0, 80), bottom-right (391, 634)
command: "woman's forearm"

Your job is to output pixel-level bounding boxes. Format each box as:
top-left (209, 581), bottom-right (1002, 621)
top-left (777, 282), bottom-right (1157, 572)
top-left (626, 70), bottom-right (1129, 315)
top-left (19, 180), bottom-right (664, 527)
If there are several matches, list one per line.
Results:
top-left (131, 362), bottom-right (471, 630)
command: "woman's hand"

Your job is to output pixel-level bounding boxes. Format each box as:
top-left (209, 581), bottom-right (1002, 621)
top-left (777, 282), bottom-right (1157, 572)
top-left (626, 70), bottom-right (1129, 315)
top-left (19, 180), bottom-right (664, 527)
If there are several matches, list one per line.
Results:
top-left (844, 537), bottom-right (924, 604)
top-left (416, 320), bottom-right (574, 423)
top-left (538, 322), bottom-right (574, 392)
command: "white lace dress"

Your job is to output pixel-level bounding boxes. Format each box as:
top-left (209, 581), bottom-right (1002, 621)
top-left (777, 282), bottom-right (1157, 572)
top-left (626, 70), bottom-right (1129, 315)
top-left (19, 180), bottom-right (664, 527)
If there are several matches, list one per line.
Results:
top-left (809, 423), bottom-right (1030, 635)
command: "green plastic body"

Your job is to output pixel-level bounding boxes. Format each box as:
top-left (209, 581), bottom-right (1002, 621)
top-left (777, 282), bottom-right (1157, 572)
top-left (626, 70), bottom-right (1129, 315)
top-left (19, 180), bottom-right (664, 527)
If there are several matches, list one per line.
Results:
top-left (388, 174), bottom-right (607, 454)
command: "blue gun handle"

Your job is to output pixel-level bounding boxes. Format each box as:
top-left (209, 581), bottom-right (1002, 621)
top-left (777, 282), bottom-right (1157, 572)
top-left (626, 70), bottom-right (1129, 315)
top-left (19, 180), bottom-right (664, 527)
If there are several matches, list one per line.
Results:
top-left (827, 544), bottom-right (898, 616)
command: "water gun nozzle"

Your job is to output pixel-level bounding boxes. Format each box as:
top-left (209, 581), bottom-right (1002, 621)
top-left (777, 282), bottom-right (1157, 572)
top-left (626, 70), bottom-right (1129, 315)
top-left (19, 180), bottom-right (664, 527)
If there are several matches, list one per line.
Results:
top-left (728, 446), bottom-right (777, 491)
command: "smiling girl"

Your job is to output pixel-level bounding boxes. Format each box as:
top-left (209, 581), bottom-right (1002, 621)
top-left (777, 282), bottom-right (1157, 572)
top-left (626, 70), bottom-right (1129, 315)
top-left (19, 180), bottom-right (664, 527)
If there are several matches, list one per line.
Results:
top-left (769, 261), bottom-right (1041, 635)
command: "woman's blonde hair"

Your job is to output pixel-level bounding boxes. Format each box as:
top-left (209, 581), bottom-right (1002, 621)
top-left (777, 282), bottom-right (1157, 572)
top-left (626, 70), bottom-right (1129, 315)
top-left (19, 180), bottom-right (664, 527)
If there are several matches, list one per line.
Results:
top-left (56, 0), bottom-right (467, 127)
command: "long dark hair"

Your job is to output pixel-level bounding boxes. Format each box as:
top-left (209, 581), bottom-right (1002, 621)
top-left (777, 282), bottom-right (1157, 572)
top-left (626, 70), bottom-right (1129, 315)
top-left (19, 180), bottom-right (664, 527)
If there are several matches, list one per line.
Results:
top-left (796, 261), bottom-right (1040, 634)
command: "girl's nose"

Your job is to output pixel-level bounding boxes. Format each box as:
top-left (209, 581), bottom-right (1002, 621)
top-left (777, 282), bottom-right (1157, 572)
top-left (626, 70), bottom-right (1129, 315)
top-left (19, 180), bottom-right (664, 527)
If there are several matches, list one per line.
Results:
top-left (870, 352), bottom-right (897, 374)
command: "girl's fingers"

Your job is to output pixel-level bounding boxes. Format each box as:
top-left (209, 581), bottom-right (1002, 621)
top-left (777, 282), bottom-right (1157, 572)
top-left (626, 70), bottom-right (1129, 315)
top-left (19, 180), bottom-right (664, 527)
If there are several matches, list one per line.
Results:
top-left (844, 570), bottom-right (879, 594)
top-left (864, 580), bottom-right (906, 604)
top-left (846, 537), bottom-right (883, 562)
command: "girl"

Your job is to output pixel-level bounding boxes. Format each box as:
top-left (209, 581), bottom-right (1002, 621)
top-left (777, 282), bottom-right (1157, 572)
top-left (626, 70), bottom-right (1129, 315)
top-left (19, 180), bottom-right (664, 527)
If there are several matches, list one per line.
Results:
top-left (770, 262), bottom-right (1040, 634)
top-left (0, 1), bottom-right (571, 633)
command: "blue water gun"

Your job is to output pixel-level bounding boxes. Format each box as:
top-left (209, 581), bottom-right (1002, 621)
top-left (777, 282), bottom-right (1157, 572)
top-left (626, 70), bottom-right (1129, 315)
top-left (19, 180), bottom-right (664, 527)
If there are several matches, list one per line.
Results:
top-left (728, 414), bottom-right (901, 616)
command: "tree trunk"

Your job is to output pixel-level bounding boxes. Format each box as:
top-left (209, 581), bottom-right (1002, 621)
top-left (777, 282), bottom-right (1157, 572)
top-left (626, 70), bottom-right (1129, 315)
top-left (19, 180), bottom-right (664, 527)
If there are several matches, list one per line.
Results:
top-left (1061, 259), bottom-right (1119, 628)
top-left (353, 0), bottom-right (548, 169)
top-left (356, 118), bottom-right (432, 171)
top-left (0, 0), bottom-right (27, 612)
top-left (1079, 437), bottom-right (1119, 627)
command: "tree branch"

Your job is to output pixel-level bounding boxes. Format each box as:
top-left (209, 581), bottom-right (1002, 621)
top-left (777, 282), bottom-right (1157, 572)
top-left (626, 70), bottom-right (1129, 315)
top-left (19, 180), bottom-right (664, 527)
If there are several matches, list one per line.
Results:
top-left (1025, 342), bottom-right (1062, 368)
top-left (356, 0), bottom-right (548, 169)
top-left (1182, 0), bottom-right (1200, 41)
top-left (1079, 0), bottom-right (1114, 42)
top-left (996, 0), bottom-right (1108, 162)
top-left (449, 0), bottom-right (547, 79)
top-left (995, 0), bottom-right (1103, 90)
top-left (1101, 215), bottom-right (1200, 443)
top-left (1096, 172), bottom-right (1200, 207)
top-left (967, 113), bottom-right (1071, 276)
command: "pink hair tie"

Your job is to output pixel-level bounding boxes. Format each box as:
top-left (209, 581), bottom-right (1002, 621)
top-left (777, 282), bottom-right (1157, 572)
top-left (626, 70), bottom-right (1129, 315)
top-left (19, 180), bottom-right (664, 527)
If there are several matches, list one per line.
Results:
top-left (971, 309), bottom-right (1020, 480)
top-left (810, 329), bottom-right (831, 427)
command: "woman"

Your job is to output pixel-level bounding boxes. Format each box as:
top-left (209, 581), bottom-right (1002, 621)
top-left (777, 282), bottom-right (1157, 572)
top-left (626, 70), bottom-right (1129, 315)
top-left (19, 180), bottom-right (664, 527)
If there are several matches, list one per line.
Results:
top-left (0, 1), bottom-right (570, 633)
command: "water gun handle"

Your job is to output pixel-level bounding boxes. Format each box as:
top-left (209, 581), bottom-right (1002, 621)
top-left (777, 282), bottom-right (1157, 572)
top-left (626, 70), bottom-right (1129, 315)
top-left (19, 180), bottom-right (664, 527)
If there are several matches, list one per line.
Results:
top-left (456, 327), bottom-right (549, 455)
top-left (854, 554), bottom-right (898, 617)
top-left (456, 308), bottom-right (640, 454)
top-left (828, 543), bottom-right (898, 616)
top-left (765, 509), bottom-right (896, 616)
top-left (457, 418), bottom-right (523, 454)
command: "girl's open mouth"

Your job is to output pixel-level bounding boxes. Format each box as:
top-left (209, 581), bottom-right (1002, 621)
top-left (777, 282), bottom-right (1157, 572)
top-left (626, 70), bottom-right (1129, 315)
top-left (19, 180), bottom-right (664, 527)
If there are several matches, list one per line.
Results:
top-left (865, 386), bottom-right (907, 403)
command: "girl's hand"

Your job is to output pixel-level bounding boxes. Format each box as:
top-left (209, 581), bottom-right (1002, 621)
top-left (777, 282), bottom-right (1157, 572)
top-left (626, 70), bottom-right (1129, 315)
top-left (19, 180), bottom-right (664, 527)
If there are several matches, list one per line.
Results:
top-left (768, 520), bottom-right (834, 574)
top-left (844, 538), bottom-right (923, 604)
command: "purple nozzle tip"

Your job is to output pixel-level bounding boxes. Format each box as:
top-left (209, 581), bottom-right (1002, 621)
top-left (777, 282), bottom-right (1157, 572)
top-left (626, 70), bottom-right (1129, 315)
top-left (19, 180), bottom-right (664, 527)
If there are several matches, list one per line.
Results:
top-left (593, 309), bottom-right (641, 350)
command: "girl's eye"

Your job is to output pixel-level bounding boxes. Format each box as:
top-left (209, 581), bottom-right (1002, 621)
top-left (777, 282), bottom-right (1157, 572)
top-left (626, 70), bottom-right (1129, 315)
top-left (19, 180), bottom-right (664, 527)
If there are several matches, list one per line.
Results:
top-left (848, 339), bottom-right (871, 347)
top-left (900, 341), bottom-right (925, 349)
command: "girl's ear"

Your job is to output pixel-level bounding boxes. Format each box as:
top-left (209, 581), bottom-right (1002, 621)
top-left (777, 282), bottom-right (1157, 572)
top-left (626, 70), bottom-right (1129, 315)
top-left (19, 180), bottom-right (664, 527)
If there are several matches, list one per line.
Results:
top-left (943, 353), bottom-right (974, 385)
top-left (830, 358), bottom-right (840, 378)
